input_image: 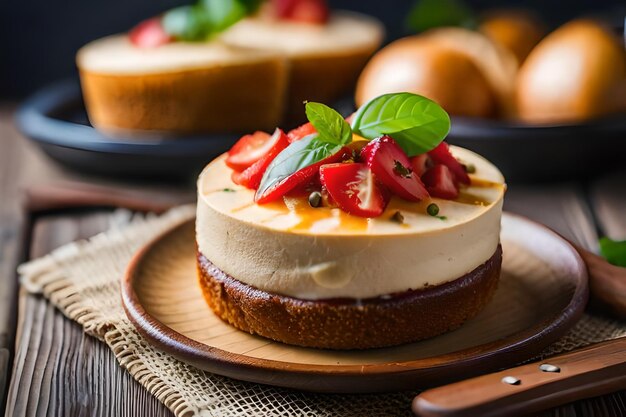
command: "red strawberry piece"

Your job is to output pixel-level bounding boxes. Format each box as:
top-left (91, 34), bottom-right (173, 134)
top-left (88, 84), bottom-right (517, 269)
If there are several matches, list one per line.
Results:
top-left (319, 163), bottom-right (388, 217)
top-left (129, 17), bottom-right (172, 48)
top-left (272, 0), bottom-right (297, 17)
top-left (271, 0), bottom-right (329, 24)
top-left (422, 164), bottom-right (460, 199)
top-left (227, 131), bottom-right (283, 172)
top-left (255, 147), bottom-right (351, 204)
top-left (428, 142), bottom-right (471, 185)
top-left (320, 186), bottom-right (337, 208)
top-left (287, 122), bottom-right (317, 143)
top-left (361, 136), bottom-right (429, 202)
top-left (410, 153), bottom-right (431, 177)
top-left (232, 129), bottom-right (290, 190)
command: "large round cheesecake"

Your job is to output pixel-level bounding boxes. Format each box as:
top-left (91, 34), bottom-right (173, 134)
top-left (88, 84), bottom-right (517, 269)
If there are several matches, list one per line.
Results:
top-left (196, 145), bottom-right (505, 349)
top-left (78, 38), bottom-right (287, 134)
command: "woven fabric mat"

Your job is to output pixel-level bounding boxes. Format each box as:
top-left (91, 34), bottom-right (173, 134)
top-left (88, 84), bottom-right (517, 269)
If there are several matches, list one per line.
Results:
top-left (18, 206), bottom-right (626, 417)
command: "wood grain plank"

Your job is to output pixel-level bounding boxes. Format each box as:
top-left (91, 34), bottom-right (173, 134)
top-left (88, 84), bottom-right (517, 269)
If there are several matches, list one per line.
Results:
top-left (591, 171), bottom-right (626, 240)
top-left (0, 349), bottom-right (8, 413)
top-left (5, 212), bottom-right (173, 417)
top-left (505, 184), bottom-right (599, 250)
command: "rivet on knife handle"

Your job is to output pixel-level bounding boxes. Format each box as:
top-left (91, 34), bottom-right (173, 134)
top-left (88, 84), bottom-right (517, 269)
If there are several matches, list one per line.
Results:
top-left (412, 337), bottom-right (626, 417)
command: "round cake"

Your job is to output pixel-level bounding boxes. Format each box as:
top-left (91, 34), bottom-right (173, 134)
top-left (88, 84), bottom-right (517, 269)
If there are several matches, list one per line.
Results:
top-left (196, 139), bottom-right (505, 349)
top-left (78, 39), bottom-right (287, 134)
top-left (221, 12), bottom-right (384, 124)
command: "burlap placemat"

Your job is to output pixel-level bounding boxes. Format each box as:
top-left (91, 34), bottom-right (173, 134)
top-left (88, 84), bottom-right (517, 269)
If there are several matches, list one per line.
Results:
top-left (18, 206), bottom-right (626, 417)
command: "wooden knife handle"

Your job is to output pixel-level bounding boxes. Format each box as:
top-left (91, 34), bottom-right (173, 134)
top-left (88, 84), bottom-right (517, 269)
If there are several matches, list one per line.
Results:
top-left (573, 245), bottom-right (626, 320)
top-left (22, 182), bottom-right (191, 214)
top-left (413, 338), bottom-right (626, 417)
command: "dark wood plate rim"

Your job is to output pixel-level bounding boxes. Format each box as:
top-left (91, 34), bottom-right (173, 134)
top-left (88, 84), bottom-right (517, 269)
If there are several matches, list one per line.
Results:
top-left (121, 212), bottom-right (589, 392)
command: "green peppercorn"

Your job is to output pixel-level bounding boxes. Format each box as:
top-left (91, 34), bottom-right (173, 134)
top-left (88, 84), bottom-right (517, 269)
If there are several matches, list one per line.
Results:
top-left (308, 191), bottom-right (322, 208)
top-left (427, 203), bottom-right (440, 216)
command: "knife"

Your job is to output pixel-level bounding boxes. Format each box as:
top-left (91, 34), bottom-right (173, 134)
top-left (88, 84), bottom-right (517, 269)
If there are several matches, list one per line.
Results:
top-left (413, 337), bottom-right (626, 417)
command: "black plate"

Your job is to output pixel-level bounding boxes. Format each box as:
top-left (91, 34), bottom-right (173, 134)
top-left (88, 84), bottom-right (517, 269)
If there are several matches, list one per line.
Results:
top-left (16, 79), bottom-right (626, 182)
top-left (447, 115), bottom-right (626, 182)
top-left (15, 79), bottom-right (241, 180)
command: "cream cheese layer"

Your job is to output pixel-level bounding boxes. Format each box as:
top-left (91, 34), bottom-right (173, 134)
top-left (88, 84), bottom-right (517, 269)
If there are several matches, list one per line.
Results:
top-left (77, 35), bottom-right (281, 75)
top-left (196, 146), bottom-right (505, 300)
top-left (219, 12), bottom-right (384, 57)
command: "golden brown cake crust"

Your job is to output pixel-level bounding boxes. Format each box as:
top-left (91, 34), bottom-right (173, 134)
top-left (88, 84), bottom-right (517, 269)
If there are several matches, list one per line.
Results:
top-left (79, 58), bottom-right (288, 134)
top-left (197, 245), bottom-right (502, 350)
top-left (284, 49), bottom-right (376, 125)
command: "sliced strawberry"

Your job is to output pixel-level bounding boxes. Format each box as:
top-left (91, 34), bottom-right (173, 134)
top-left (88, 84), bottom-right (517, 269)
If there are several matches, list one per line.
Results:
top-left (287, 122), bottom-right (316, 143)
top-left (232, 129), bottom-right (290, 189)
top-left (255, 147), bottom-right (350, 204)
top-left (319, 163), bottom-right (388, 217)
top-left (272, 0), bottom-right (329, 24)
top-left (272, 0), bottom-right (296, 17)
top-left (428, 142), bottom-right (471, 185)
top-left (227, 131), bottom-right (281, 172)
top-left (410, 154), bottom-right (431, 177)
top-left (361, 136), bottom-right (429, 202)
top-left (129, 17), bottom-right (172, 48)
top-left (422, 165), bottom-right (459, 199)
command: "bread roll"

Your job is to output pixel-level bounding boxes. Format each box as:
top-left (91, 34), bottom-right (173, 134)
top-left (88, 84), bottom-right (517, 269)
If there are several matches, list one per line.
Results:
top-left (516, 19), bottom-right (626, 123)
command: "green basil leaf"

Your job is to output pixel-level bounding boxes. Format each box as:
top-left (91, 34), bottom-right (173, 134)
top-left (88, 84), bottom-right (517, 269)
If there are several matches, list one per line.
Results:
top-left (351, 92), bottom-right (450, 156)
top-left (406, 0), bottom-right (476, 33)
top-left (256, 135), bottom-right (342, 199)
top-left (599, 237), bottom-right (626, 267)
top-left (305, 102), bottom-right (352, 146)
top-left (200, 0), bottom-right (246, 31)
top-left (238, 0), bottom-right (264, 13)
top-left (162, 5), bottom-right (212, 41)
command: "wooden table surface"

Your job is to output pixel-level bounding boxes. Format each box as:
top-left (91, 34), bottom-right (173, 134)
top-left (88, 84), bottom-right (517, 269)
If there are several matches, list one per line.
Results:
top-left (1, 104), bottom-right (625, 416)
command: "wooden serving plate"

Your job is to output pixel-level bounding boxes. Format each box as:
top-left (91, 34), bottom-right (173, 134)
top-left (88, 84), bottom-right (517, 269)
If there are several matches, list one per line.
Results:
top-left (121, 213), bottom-right (588, 393)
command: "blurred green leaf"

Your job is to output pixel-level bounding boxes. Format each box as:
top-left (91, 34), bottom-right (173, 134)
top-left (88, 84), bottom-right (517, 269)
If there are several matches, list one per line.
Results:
top-left (238, 0), bottom-right (264, 13)
top-left (163, 0), bottom-right (257, 42)
top-left (599, 238), bottom-right (626, 267)
top-left (163, 5), bottom-right (212, 41)
top-left (406, 0), bottom-right (477, 33)
top-left (201, 0), bottom-right (247, 31)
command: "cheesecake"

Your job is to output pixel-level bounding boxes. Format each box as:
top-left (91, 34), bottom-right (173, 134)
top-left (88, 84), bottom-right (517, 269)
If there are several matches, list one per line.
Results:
top-left (195, 93), bottom-right (505, 349)
top-left (77, 0), bottom-right (383, 135)
top-left (220, 11), bottom-right (384, 124)
top-left (78, 38), bottom-right (287, 134)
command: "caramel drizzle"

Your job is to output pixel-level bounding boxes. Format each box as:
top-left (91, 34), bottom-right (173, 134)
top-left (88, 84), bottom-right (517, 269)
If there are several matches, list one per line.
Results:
top-left (229, 176), bottom-right (503, 231)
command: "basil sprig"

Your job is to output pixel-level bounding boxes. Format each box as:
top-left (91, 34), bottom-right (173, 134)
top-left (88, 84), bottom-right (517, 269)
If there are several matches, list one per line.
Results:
top-left (305, 102), bottom-right (352, 146)
top-left (599, 238), bottom-right (626, 267)
top-left (256, 93), bottom-right (451, 199)
top-left (351, 93), bottom-right (450, 156)
top-left (163, 0), bottom-right (260, 41)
